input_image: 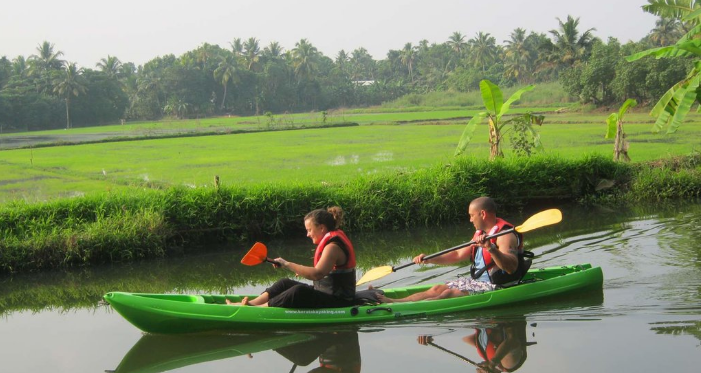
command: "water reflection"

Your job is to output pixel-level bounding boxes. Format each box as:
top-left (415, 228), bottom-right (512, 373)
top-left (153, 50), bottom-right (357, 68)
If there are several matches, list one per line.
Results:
top-left (109, 330), bottom-right (362, 373)
top-left (417, 318), bottom-right (534, 373)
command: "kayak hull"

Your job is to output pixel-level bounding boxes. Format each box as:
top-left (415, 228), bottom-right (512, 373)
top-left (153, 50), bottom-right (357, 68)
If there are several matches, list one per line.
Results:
top-left (104, 264), bottom-right (603, 334)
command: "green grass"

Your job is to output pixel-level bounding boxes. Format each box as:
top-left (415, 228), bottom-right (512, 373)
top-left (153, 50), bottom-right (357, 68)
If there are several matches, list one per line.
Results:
top-left (1, 109), bottom-right (700, 203)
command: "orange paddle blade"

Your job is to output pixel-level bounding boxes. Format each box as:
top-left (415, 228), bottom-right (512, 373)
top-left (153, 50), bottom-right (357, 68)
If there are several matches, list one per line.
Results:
top-left (241, 242), bottom-right (268, 266)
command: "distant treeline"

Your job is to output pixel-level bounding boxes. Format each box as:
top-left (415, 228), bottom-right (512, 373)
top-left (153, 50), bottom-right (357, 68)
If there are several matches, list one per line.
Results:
top-left (0, 14), bottom-right (691, 131)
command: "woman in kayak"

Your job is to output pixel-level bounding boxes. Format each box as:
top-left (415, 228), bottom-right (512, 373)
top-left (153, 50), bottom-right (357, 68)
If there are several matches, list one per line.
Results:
top-left (227, 206), bottom-right (356, 308)
top-left (379, 196), bottom-right (531, 303)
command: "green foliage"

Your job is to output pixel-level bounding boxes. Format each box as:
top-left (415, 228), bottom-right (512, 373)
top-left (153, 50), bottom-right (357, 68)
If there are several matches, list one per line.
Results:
top-left (606, 99), bottom-right (638, 139)
top-left (455, 80), bottom-right (542, 159)
top-left (0, 154), bottom-right (637, 273)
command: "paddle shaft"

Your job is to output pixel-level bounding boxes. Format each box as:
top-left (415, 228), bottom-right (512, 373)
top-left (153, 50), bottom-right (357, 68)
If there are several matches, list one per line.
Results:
top-left (392, 227), bottom-right (516, 272)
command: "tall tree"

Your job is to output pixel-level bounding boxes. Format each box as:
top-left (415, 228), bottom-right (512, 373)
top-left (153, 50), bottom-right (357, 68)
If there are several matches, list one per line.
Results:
top-left (53, 62), bottom-right (87, 129)
top-left (243, 37), bottom-right (261, 70)
top-left (263, 41), bottom-right (284, 59)
top-left (447, 31), bottom-right (468, 55)
top-left (213, 54), bottom-right (239, 110)
top-left (503, 28), bottom-right (532, 83)
top-left (291, 38), bottom-right (320, 81)
top-left (648, 17), bottom-right (685, 46)
top-left (29, 41), bottom-right (64, 93)
top-left (468, 32), bottom-right (498, 72)
top-left (400, 43), bottom-right (417, 83)
top-left (548, 15), bottom-right (596, 67)
top-left (230, 38), bottom-right (244, 57)
top-left (96, 55), bottom-right (122, 78)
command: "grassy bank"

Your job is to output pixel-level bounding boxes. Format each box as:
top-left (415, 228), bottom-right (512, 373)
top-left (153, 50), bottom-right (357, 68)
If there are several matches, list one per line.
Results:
top-left (2, 153), bottom-right (700, 274)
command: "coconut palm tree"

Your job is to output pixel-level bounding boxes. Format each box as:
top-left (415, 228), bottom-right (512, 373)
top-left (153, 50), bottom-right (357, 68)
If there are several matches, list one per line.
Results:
top-left (291, 38), bottom-right (320, 81)
top-left (53, 62), bottom-right (87, 129)
top-left (29, 41), bottom-right (65, 93)
top-left (503, 28), bottom-right (532, 83)
top-left (213, 54), bottom-right (239, 110)
top-left (548, 15), bottom-right (596, 67)
top-left (468, 32), bottom-right (498, 72)
top-left (447, 31), bottom-right (468, 55)
top-left (648, 17), bottom-right (685, 46)
top-left (230, 38), bottom-right (244, 57)
top-left (96, 55), bottom-right (122, 78)
top-left (263, 41), bottom-right (284, 60)
top-left (12, 56), bottom-right (29, 78)
top-left (400, 43), bottom-right (416, 83)
top-left (243, 37), bottom-right (261, 70)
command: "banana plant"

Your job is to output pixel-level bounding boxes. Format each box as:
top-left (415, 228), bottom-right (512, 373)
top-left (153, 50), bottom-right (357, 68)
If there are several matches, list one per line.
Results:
top-left (455, 80), bottom-right (543, 160)
top-left (606, 99), bottom-right (637, 162)
top-left (626, 2), bottom-right (701, 134)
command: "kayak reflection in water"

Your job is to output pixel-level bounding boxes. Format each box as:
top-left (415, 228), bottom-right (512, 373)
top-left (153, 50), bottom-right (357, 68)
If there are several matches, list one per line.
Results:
top-left (418, 319), bottom-right (534, 373)
top-left (275, 331), bottom-right (362, 373)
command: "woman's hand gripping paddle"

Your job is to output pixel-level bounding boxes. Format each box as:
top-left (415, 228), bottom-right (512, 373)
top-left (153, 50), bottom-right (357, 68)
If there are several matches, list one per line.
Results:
top-left (356, 209), bottom-right (563, 285)
top-left (241, 242), bottom-right (281, 267)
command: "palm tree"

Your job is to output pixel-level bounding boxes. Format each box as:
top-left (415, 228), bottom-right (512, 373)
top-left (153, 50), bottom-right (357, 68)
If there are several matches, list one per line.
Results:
top-left (213, 54), bottom-right (239, 110)
top-left (400, 43), bottom-right (416, 83)
top-left (469, 32), bottom-right (498, 72)
top-left (29, 41), bottom-right (64, 93)
top-left (503, 28), bottom-right (532, 83)
top-left (447, 31), bottom-right (467, 55)
top-left (243, 37), bottom-right (260, 70)
top-left (12, 56), bottom-right (28, 77)
top-left (230, 38), bottom-right (244, 57)
top-left (263, 41), bottom-right (284, 59)
top-left (96, 55), bottom-right (122, 78)
top-left (549, 15), bottom-right (596, 67)
top-left (53, 62), bottom-right (87, 129)
top-left (291, 38), bottom-right (319, 81)
top-left (648, 17), bottom-right (685, 46)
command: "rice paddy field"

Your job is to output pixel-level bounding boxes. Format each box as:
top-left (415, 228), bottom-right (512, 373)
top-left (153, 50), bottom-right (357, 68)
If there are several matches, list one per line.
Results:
top-left (1, 108), bottom-right (699, 203)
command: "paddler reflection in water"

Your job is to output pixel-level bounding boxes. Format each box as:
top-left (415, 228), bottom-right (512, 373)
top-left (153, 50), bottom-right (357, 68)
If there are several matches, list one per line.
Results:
top-left (418, 319), bottom-right (533, 373)
top-left (276, 331), bottom-right (362, 373)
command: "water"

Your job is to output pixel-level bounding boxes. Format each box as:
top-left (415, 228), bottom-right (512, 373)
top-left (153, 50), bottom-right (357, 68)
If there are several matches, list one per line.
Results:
top-left (1, 202), bottom-right (700, 372)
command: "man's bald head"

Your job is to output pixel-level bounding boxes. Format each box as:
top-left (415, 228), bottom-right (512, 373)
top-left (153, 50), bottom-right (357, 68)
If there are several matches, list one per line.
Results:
top-left (470, 196), bottom-right (497, 214)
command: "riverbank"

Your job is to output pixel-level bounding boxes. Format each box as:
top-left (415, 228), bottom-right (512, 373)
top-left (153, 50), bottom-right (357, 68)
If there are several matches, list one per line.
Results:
top-left (1, 153), bottom-right (700, 274)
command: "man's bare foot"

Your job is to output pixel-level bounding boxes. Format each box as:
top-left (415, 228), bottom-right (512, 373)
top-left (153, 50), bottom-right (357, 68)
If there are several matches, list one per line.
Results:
top-left (377, 293), bottom-right (395, 303)
top-left (225, 296), bottom-right (249, 306)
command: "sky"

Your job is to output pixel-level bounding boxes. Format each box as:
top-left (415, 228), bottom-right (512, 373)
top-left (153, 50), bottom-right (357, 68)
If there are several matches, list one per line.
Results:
top-left (1, 0), bottom-right (658, 68)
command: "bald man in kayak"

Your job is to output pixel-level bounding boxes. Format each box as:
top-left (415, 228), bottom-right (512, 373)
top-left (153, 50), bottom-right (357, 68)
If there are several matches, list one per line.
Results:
top-left (379, 196), bottom-right (531, 303)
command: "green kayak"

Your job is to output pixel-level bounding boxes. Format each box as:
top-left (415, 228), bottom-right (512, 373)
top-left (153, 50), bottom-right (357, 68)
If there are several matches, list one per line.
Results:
top-left (104, 263), bottom-right (603, 334)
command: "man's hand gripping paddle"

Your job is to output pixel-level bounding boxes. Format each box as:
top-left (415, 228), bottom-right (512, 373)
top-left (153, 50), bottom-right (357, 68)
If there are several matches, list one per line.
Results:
top-left (356, 209), bottom-right (563, 285)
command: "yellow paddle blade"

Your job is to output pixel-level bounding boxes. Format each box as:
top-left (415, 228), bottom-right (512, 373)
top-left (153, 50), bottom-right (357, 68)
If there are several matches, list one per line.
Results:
top-left (356, 266), bottom-right (394, 286)
top-left (515, 209), bottom-right (562, 233)
top-left (241, 242), bottom-right (268, 266)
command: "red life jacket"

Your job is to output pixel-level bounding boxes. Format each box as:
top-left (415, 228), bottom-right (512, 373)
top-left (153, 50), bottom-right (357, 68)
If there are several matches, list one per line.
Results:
top-left (313, 230), bottom-right (356, 269)
top-left (313, 230), bottom-right (356, 300)
top-left (470, 218), bottom-right (523, 267)
top-left (470, 218), bottom-right (528, 285)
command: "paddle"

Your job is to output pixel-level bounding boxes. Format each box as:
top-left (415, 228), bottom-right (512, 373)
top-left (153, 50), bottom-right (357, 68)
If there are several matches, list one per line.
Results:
top-left (240, 242), bottom-right (281, 267)
top-left (356, 208), bottom-right (562, 285)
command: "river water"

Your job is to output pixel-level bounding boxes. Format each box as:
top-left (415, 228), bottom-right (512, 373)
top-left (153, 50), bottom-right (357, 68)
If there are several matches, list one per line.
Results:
top-left (1, 202), bottom-right (700, 372)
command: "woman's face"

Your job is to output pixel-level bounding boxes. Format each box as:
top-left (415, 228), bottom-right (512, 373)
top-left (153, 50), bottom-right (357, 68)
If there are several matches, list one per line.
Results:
top-left (305, 218), bottom-right (327, 244)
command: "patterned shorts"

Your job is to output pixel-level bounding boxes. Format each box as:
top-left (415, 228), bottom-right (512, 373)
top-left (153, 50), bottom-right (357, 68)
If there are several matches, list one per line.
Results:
top-left (445, 276), bottom-right (497, 295)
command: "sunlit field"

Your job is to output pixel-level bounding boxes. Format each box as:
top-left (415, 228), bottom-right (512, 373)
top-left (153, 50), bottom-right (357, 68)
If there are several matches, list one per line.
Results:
top-left (1, 109), bottom-right (699, 202)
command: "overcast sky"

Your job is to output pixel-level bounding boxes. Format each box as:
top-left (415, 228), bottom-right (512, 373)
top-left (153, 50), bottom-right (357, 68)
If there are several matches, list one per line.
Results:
top-left (1, 0), bottom-right (657, 68)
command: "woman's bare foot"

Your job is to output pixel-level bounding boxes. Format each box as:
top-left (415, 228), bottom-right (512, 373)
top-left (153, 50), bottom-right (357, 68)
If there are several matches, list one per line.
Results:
top-left (225, 296), bottom-right (249, 306)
